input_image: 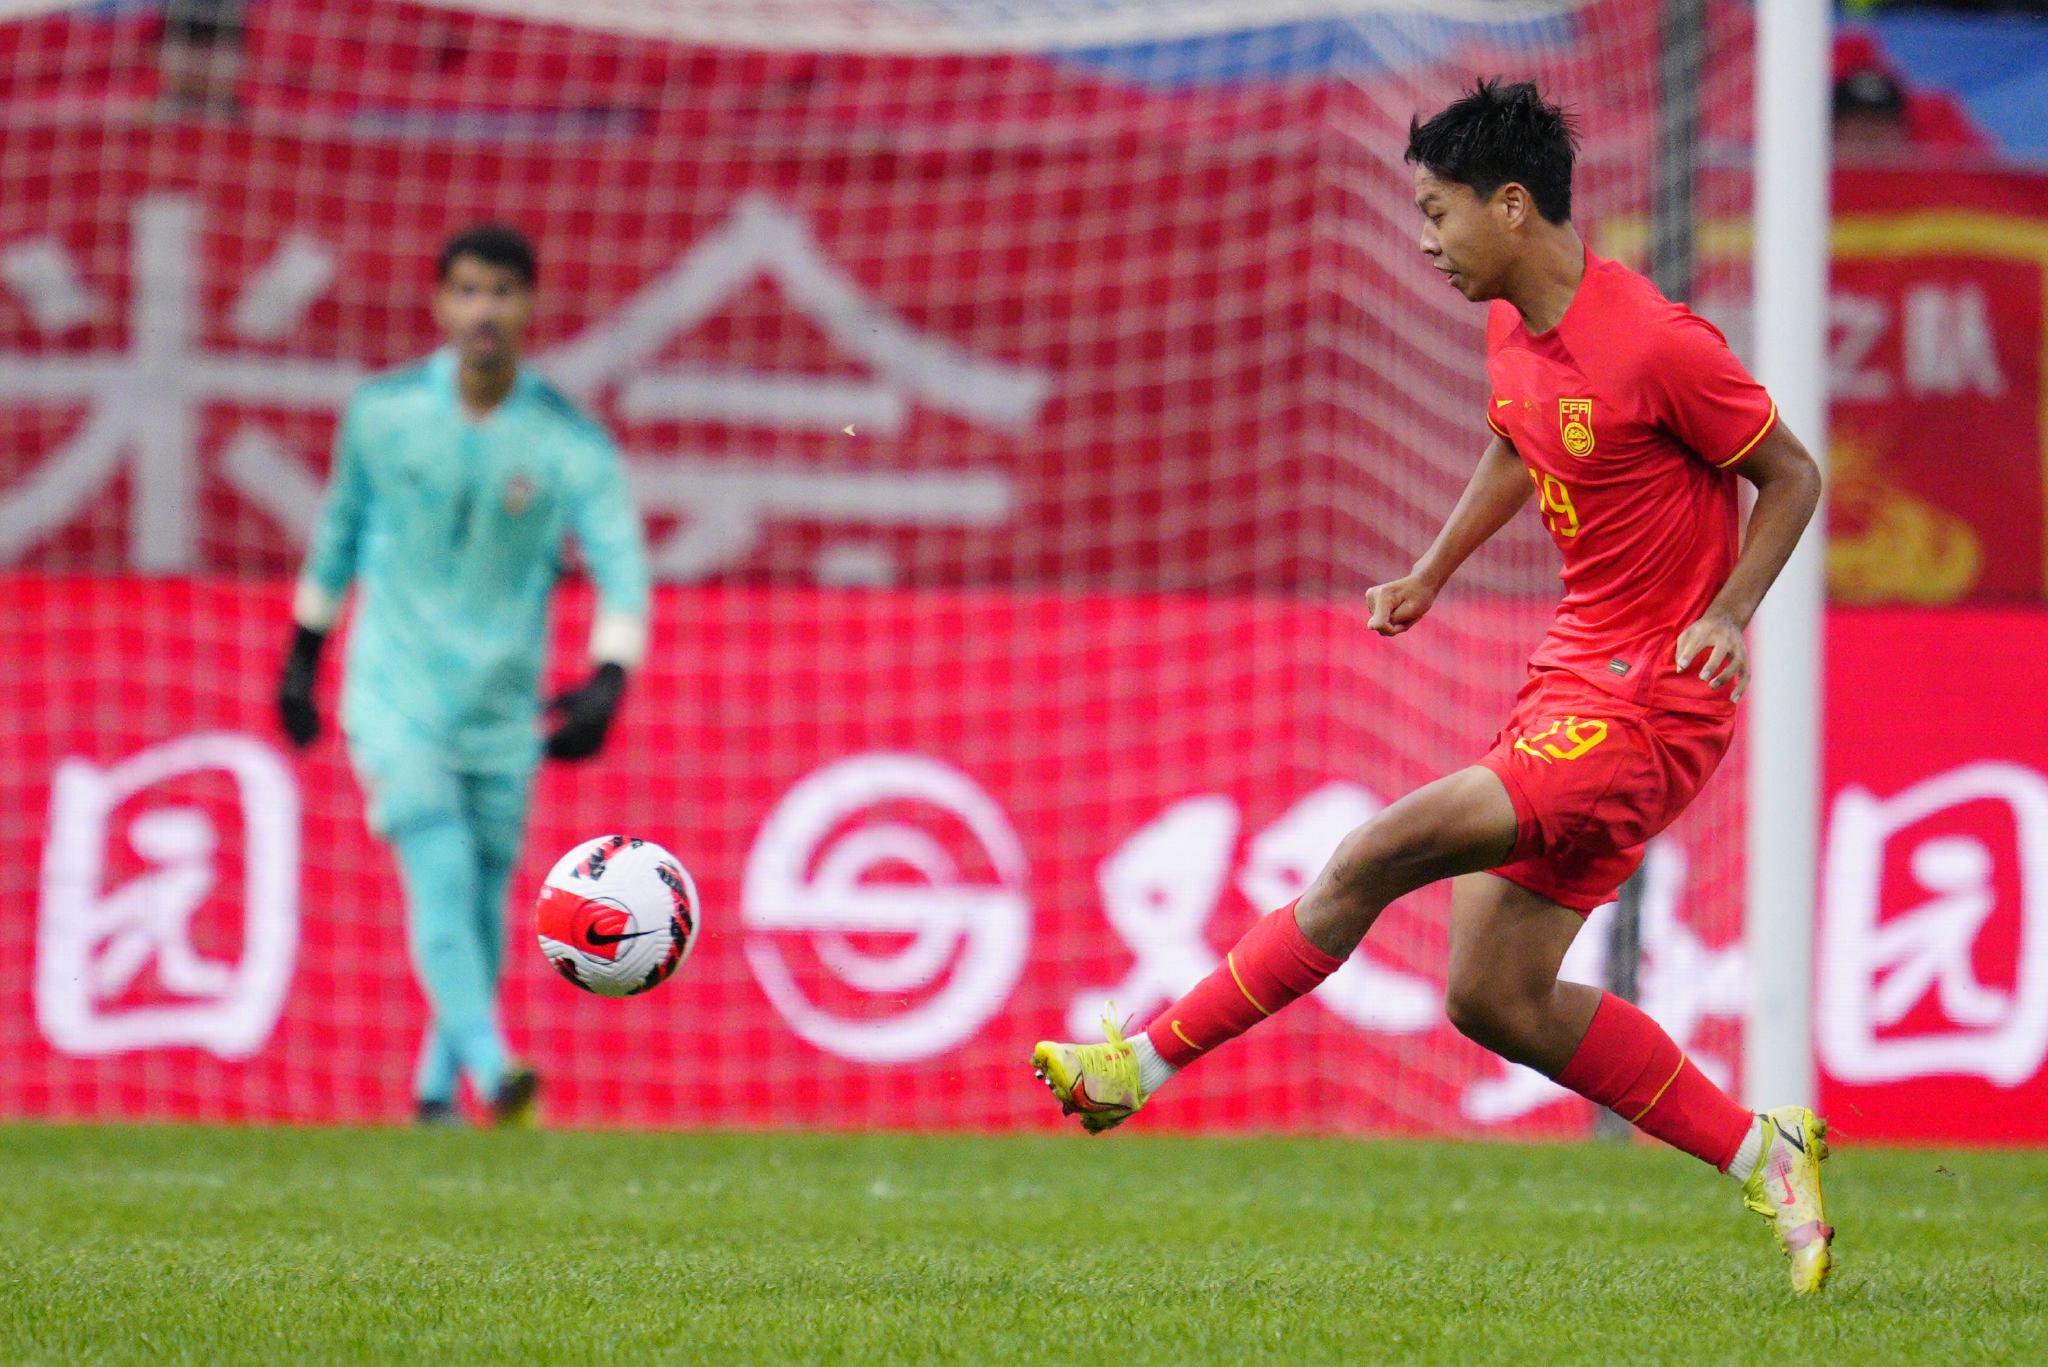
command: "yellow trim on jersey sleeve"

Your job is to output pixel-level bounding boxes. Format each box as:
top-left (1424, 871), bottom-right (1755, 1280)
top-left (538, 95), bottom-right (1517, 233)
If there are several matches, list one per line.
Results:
top-left (1486, 402), bottom-right (1511, 438)
top-left (1715, 400), bottom-right (1778, 468)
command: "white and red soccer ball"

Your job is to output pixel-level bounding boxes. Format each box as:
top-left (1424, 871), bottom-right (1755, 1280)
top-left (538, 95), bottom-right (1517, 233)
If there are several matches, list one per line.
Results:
top-left (535, 835), bottom-right (700, 997)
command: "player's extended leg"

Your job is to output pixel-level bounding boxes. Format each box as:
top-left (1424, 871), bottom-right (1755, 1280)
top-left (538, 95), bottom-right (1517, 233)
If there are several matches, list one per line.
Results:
top-left (1446, 872), bottom-right (1833, 1294)
top-left (390, 813), bottom-right (511, 1102)
top-left (1032, 766), bottom-right (1517, 1131)
top-left (464, 767), bottom-right (538, 1124)
top-left (405, 850), bottom-right (520, 1120)
top-left (412, 1027), bottom-right (460, 1123)
top-left (404, 799), bottom-right (530, 1123)
top-left (353, 733), bottom-right (520, 1117)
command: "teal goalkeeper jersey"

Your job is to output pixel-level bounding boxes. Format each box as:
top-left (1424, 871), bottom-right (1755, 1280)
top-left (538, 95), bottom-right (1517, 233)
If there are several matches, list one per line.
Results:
top-left (299, 349), bottom-right (649, 772)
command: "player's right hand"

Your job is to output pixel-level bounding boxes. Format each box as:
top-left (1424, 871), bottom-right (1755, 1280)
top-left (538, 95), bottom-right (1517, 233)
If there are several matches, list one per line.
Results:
top-left (278, 624), bottom-right (325, 748)
top-left (1365, 574), bottom-right (1437, 636)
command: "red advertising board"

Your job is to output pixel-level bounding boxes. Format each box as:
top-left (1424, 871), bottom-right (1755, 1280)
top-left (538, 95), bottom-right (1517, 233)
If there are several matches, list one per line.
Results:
top-left (10, 578), bottom-right (2047, 1144)
top-left (1818, 607), bottom-right (2048, 1142)
top-left (1, 576), bottom-right (1749, 1137)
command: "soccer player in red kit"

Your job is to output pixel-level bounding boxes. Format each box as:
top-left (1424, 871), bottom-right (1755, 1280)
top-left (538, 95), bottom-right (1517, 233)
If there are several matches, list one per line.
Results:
top-left (1032, 79), bottom-right (1835, 1294)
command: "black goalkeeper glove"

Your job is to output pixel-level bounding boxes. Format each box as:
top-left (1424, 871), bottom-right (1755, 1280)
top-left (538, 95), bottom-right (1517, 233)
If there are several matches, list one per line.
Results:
top-left (277, 624), bottom-right (326, 749)
top-left (544, 662), bottom-right (626, 761)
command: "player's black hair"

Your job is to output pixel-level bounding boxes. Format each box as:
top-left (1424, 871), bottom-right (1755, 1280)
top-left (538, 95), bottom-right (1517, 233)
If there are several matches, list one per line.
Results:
top-left (437, 223), bottom-right (537, 286)
top-left (1405, 78), bottom-right (1578, 225)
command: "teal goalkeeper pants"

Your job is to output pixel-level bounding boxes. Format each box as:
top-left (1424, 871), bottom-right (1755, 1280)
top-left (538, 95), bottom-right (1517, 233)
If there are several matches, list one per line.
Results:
top-left (351, 734), bottom-right (534, 1105)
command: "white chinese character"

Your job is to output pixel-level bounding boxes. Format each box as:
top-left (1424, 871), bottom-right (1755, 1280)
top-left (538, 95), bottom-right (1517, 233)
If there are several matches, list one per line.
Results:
top-left (540, 195), bottom-right (1047, 583)
top-left (36, 733), bottom-right (301, 1058)
top-left (1821, 761), bottom-right (2048, 1086)
top-left (0, 195), bottom-right (353, 570)
top-left (0, 192), bottom-right (1046, 582)
top-left (1904, 282), bottom-right (2004, 397)
top-left (1071, 782), bottom-right (1438, 1039)
top-left (1237, 782), bottom-right (1437, 1034)
top-left (1065, 795), bottom-right (1238, 1038)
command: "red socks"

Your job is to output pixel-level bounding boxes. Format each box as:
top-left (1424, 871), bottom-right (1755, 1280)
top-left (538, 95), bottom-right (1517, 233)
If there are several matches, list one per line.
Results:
top-left (1140, 913), bottom-right (1747, 1173)
top-left (1145, 901), bottom-right (1343, 1069)
top-left (1557, 992), bottom-right (1753, 1169)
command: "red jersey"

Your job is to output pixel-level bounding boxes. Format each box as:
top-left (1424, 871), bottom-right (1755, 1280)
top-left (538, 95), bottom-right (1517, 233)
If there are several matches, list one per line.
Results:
top-left (1484, 251), bottom-right (1777, 714)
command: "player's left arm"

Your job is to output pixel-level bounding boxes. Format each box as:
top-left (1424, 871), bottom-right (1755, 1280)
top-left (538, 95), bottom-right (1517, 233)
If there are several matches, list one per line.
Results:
top-left (1649, 312), bottom-right (1824, 701)
top-left (547, 425), bottom-right (651, 761)
top-left (1675, 421), bottom-right (1823, 701)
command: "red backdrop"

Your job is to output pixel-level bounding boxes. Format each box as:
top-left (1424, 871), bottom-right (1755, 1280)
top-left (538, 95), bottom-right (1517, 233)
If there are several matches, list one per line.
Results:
top-left (1818, 607), bottom-right (2048, 1143)
top-left (4, 578), bottom-right (2046, 1143)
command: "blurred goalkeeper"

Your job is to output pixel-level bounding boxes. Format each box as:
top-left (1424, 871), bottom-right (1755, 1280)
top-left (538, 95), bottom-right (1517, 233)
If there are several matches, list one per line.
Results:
top-left (1033, 81), bottom-right (1837, 1295)
top-left (279, 224), bottom-right (649, 1126)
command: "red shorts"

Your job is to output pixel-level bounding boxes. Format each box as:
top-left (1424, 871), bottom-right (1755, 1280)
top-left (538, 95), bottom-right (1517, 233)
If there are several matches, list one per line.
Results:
top-left (1475, 669), bottom-right (1735, 914)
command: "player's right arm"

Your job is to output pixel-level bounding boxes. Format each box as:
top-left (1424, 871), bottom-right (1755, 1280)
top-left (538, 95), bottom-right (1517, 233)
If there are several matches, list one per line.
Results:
top-left (1366, 433), bottom-right (1531, 636)
top-left (278, 398), bottom-right (371, 747)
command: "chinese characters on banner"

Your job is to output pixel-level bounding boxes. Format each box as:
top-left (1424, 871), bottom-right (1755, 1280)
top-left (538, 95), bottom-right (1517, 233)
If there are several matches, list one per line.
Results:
top-left (1820, 608), bottom-right (2048, 1141)
top-left (3, 581), bottom-right (2045, 1141)
top-left (1605, 166), bottom-right (2048, 604)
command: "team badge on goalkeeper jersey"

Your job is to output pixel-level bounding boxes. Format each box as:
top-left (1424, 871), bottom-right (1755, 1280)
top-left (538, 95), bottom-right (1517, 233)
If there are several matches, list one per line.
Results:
top-left (502, 473), bottom-right (535, 516)
top-left (1559, 397), bottom-right (1595, 456)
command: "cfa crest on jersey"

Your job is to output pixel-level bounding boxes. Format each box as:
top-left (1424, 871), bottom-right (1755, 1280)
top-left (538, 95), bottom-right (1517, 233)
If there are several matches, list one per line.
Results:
top-left (1559, 398), bottom-right (1595, 457)
top-left (1558, 398), bottom-right (1595, 456)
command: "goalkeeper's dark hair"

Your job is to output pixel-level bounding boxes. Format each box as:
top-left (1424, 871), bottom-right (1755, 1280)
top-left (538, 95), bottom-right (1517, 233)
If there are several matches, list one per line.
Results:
top-left (437, 223), bottom-right (537, 286)
top-left (1405, 78), bottom-right (1578, 225)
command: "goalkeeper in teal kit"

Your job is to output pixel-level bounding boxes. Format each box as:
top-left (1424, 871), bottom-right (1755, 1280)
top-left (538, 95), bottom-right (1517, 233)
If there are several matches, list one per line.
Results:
top-left (278, 225), bottom-right (649, 1125)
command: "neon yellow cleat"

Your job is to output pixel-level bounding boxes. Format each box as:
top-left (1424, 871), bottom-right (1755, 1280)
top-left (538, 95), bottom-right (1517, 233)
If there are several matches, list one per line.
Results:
top-left (1031, 1014), bottom-right (1147, 1134)
top-left (1741, 1105), bottom-right (1835, 1295)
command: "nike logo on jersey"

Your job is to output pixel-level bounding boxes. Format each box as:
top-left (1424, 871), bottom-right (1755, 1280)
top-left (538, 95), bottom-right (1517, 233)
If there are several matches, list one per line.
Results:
top-left (1494, 397), bottom-right (1513, 407)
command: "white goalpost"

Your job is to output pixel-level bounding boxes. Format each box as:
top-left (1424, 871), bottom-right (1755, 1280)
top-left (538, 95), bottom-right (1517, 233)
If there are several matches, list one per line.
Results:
top-left (1745, 0), bottom-right (1831, 1111)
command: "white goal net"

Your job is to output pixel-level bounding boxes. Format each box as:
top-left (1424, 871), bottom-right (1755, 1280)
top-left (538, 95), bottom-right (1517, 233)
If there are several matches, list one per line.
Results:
top-left (0, 0), bottom-right (1756, 1132)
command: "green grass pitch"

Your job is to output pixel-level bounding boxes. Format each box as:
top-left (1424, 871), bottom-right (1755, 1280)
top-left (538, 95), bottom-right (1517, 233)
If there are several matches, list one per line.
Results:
top-left (4, 1124), bottom-right (2045, 1363)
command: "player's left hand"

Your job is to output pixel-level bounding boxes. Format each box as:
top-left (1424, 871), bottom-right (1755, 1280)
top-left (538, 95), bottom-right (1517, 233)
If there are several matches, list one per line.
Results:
top-left (545, 663), bottom-right (626, 760)
top-left (1675, 613), bottom-right (1749, 701)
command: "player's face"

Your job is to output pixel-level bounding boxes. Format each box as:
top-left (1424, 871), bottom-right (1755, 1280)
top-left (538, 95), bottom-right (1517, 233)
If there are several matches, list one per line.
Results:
top-left (434, 255), bottom-right (534, 368)
top-left (1413, 169), bottom-right (1508, 302)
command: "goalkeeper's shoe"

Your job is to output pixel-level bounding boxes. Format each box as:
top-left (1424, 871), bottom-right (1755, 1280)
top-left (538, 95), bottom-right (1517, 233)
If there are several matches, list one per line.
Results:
top-left (492, 1063), bottom-right (540, 1128)
top-left (414, 1098), bottom-right (461, 1128)
top-left (1031, 1015), bottom-right (1147, 1134)
top-left (1741, 1106), bottom-right (1835, 1295)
